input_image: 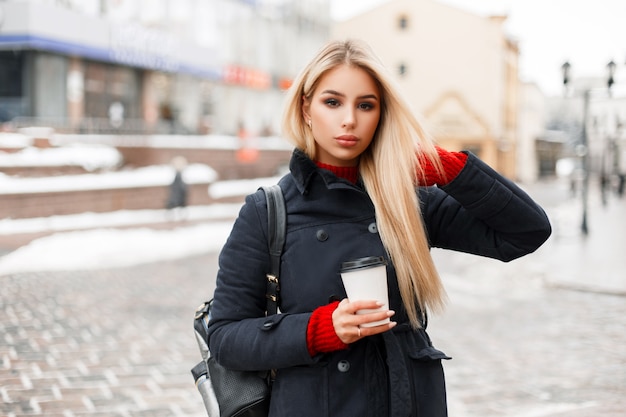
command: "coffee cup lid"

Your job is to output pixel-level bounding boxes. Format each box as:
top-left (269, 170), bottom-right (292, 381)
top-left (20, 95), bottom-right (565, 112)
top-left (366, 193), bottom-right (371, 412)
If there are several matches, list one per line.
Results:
top-left (340, 256), bottom-right (387, 272)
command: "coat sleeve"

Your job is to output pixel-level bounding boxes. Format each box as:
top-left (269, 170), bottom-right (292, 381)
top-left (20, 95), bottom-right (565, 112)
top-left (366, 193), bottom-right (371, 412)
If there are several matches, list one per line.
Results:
top-left (422, 152), bottom-right (551, 262)
top-left (206, 190), bottom-right (317, 371)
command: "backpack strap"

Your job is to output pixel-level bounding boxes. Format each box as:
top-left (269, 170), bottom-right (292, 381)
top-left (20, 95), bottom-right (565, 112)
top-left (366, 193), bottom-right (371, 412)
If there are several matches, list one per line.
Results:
top-left (260, 185), bottom-right (286, 316)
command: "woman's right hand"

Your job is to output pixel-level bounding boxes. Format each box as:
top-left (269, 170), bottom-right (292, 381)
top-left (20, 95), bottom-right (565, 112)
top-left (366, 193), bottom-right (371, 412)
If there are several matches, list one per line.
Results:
top-left (332, 298), bottom-right (396, 344)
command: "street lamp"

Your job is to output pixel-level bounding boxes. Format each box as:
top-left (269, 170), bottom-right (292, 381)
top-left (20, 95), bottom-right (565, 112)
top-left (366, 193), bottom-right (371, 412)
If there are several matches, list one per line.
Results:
top-left (561, 61), bottom-right (571, 87)
top-left (561, 60), bottom-right (618, 235)
top-left (561, 61), bottom-right (589, 234)
top-left (607, 60), bottom-right (616, 91)
top-left (601, 60), bottom-right (617, 205)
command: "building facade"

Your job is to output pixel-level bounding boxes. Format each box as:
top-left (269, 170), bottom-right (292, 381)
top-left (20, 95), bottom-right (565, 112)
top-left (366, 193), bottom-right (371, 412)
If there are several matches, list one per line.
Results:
top-left (332, 0), bottom-right (521, 177)
top-left (0, 0), bottom-right (330, 136)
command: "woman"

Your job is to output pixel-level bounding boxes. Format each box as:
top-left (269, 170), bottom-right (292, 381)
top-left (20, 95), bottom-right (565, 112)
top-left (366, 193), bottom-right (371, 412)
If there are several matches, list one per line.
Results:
top-left (207, 39), bottom-right (551, 416)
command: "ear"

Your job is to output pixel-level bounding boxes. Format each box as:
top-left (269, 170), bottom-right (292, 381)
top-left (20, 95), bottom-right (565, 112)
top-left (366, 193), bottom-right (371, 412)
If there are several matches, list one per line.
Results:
top-left (301, 95), bottom-right (311, 123)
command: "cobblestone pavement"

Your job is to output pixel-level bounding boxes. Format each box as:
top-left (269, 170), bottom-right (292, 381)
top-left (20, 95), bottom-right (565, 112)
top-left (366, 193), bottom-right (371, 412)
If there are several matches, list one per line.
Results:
top-left (430, 178), bottom-right (626, 416)
top-left (1, 179), bottom-right (625, 416)
top-left (430, 248), bottom-right (626, 417)
top-left (1, 255), bottom-right (216, 417)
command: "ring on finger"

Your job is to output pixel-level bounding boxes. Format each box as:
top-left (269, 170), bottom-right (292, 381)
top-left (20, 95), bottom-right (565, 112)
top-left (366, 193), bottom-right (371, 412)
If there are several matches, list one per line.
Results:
top-left (357, 327), bottom-right (361, 338)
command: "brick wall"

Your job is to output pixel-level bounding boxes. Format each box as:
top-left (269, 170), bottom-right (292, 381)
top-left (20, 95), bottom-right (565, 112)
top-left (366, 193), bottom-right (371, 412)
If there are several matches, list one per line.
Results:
top-left (1, 166), bottom-right (89, 177)
top-left (117, 147), bottom-right (291, 179)
top-left (1, 147), bottom-right (292, 219)
top-left (2, 183), bottom-right (224, 219)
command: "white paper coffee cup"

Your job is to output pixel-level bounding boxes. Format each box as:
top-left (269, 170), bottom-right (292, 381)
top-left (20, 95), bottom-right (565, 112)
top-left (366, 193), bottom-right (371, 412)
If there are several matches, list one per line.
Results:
top-left (340, 256), bottom-right (389, 327)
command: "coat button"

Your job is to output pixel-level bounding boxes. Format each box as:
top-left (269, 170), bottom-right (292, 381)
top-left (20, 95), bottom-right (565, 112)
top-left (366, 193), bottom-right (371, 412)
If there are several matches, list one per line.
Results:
top-left (337, 360), bottom-right (350, 372)
top-left (316, 229), bottom-right (329, 241)
top-left (368, 222), bottom-right (378, 233)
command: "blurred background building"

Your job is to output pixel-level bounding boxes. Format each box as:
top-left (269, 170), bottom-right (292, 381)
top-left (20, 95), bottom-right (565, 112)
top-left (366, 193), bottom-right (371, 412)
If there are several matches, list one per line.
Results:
top-left (332, 0), bottom-right (520, 177)
top-left (0, 0), bottom-right (330, 136)
top-left (0, 0), bottom-right (624, 186)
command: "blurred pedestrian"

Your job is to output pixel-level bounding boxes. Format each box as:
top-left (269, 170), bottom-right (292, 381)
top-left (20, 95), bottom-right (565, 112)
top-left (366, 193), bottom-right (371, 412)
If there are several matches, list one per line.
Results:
top-left (166, 156), bottom-right (188, 221)
top-left (207, 39), bottom-right (551, 416)
top-left (108, 101), bottom-right (124, 129)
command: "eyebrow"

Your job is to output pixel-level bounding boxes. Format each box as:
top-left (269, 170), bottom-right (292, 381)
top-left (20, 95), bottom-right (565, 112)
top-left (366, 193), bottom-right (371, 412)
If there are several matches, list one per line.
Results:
top-left (320, 89), bottom-right (379, 101)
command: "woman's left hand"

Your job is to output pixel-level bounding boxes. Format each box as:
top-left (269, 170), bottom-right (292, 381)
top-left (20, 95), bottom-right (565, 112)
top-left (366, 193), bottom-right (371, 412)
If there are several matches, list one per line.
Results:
top-left (332, 298), bottom-right (396, 344)
top-left (417, 146), bottom-right (467, 186)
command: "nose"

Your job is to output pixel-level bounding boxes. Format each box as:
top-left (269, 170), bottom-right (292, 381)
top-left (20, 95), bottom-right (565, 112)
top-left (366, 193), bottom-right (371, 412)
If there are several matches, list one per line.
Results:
top-left (342, 108), bottom-right (356, 128)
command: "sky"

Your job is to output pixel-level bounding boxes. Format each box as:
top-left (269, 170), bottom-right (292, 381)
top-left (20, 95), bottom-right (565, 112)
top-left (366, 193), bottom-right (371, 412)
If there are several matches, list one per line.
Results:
top-left (330, 0), bottom-right (626, 97)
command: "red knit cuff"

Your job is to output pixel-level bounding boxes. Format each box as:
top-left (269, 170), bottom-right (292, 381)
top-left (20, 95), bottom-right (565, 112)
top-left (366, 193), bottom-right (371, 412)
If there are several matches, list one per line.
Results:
top-left (306, 301), bottom-right (349, 357)
top-left (418, 147), bottom-right (467, 186)
top-left (437, 146), bottom-right (467, 183)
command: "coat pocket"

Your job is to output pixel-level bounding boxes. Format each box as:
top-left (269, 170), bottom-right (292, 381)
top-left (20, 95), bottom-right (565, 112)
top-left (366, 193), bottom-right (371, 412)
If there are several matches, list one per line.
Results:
top-left (409, 346), bottom-right (452, 362)
top-left (403, 327), bottom-right (452, 362)
top-left (405, 332), bottom-right (451, 416)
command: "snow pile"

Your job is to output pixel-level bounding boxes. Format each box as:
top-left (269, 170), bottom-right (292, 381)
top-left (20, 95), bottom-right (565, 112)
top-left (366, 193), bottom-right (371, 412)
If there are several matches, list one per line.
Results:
top-left (0, 176), bottom-right (282, 276)
top-left (0, 222), bottom-right (234, 275)
top-left (0, 132), bottom-right (33, 149)
top-left (0, 143), bottom-right (123, 171)
top-left (0, 163), bottom-right (218, 194)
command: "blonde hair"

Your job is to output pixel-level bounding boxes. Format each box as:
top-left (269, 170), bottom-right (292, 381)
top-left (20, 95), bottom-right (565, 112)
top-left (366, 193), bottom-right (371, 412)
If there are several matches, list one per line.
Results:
top-left (281, 39), bottom-right (446, 328)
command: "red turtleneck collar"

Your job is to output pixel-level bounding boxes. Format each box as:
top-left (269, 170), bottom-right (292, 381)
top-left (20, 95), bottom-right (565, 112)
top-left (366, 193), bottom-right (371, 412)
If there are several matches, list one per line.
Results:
top-left (315, 161), bottom-right (359, 184)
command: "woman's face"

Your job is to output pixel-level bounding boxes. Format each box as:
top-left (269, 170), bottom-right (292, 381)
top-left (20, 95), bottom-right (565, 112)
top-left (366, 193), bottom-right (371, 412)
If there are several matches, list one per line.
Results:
top-left (303, 64), bottom-right (381, 167)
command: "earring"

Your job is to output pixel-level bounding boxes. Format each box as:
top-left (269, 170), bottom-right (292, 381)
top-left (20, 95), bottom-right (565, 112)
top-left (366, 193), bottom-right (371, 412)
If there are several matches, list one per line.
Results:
top-left (307, 120), bottom-right (312, 129)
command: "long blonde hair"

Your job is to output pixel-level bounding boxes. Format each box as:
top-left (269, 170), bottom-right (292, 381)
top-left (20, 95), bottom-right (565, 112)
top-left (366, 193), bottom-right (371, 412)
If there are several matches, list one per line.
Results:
top-left (281, 39), bottom-right (446, 328)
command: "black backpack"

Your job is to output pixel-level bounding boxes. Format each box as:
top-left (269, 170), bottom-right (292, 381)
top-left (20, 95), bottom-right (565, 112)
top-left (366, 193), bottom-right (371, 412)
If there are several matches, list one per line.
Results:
top-left (191, 184), bottom-right (285, 417)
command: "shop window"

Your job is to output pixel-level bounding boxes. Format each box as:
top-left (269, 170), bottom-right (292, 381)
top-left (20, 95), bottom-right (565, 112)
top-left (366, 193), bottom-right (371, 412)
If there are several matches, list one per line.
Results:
top-left (0, 51), bottom-right (24, 97)
top-left (84, 61), bottom-right (140, 119)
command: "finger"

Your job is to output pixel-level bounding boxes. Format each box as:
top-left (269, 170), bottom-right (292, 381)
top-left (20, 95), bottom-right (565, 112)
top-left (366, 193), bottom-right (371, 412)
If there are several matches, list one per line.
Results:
top-left (356, 309), bottom-right (395, 326)
top-left (355, 320), bottom-right (397, 339)
top-left (348, 299), bottom-right (385, 311)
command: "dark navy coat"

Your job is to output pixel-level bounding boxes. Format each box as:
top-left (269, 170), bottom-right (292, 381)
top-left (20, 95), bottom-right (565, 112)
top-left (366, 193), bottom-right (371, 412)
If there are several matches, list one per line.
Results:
top-left (207, 149), bottom-right (551, 417)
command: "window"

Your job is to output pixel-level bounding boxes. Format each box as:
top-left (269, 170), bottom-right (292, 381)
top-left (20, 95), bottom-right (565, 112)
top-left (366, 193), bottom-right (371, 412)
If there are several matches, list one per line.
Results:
top-left (398, 63), bottom-right (407, 77)
top-left (84, 61), bottom-right (140, 119)
top-left (0, 51), bottom-right (24, 97)
top-left (398, 15), bottom-right (409, 30)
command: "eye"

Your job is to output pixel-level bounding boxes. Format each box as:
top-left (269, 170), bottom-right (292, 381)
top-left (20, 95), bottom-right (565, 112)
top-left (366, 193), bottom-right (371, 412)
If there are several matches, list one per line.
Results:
top-left (324, 98), bottom-right (340, 107)
top-left (358, 102), bottom-right (375, 110)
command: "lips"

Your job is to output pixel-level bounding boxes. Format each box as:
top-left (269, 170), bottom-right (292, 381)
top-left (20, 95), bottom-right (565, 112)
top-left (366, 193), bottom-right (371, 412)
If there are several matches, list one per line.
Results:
top-left (336, 135), bottom-right (359, 147)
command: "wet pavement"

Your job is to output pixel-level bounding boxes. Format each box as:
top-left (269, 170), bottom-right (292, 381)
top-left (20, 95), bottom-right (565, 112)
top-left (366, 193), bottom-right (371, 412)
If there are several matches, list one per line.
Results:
top-left (433, 177), bottom-right (626, 416)
top-left (1, 178), bottom-right (625, 416)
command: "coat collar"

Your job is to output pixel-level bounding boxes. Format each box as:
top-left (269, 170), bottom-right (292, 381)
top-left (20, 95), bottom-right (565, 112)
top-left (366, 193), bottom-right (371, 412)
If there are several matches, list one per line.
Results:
top-left (289, 148), bottom-right (363, 195)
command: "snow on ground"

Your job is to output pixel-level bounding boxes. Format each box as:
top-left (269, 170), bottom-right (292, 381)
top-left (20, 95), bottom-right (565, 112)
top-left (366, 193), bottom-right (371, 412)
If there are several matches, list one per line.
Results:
top-left (0, 222), bottom-right (236, 276)
top-left (0, 204), bottom-right (244, 236)
top-left (0, 174), bottom-right (283, 276)
top-left (0, 203), bottom-right (252, 277)
top-left (0, 134), bottom-right (285, 275)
